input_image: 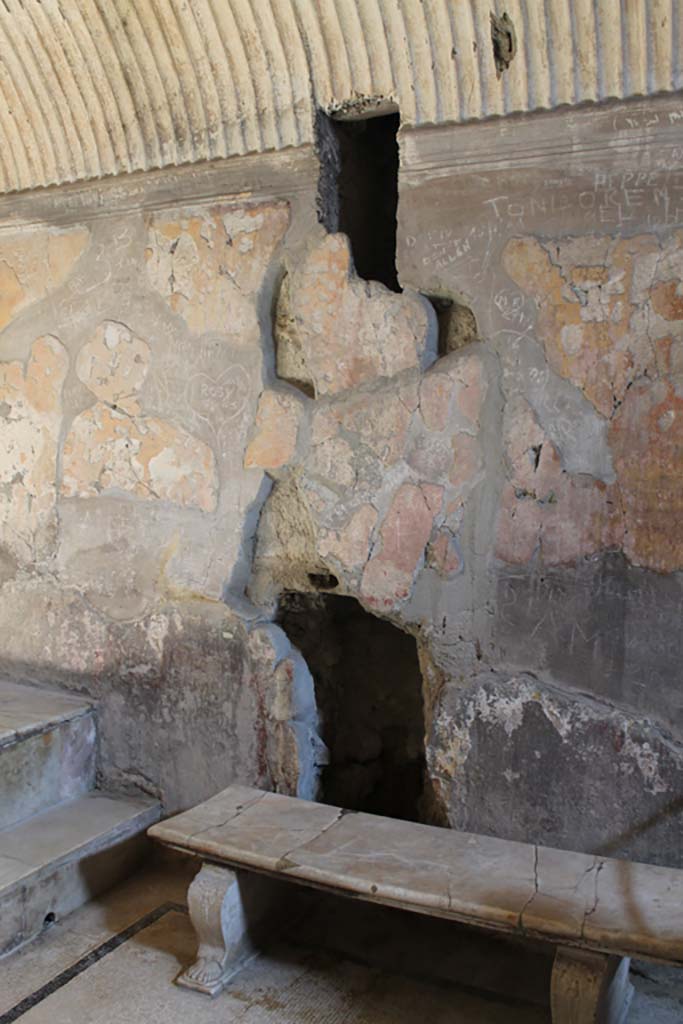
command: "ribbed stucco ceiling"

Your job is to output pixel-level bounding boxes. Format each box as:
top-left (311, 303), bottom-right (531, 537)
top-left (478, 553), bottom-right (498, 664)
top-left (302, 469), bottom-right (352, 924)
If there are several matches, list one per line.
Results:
top-left (0, 0), bottom-right (680, 194)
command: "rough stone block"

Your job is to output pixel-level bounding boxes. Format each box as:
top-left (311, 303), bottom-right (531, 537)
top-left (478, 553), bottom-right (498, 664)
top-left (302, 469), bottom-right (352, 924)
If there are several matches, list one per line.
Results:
top-left (244, 389), bottom-right (303, 471)
top-left (361, 484), bottom-right (437, 609)
top-left (275, 234), bottom-right (436, 396)
top-left (430, 672), bottom-right (683, 866)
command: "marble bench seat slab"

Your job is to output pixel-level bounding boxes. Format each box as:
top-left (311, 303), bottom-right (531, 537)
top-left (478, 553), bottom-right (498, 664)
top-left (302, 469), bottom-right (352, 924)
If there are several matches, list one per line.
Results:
top-left (581, 856), bottom-right (683, 964)
top-left (150, 786), bottom-right (683, 969)
top-left (152, 787), bottom-right (536, 931)
top-left (277, 808), bottom-right (536, 932)
top-left (520, 845), bottom-right (683, 965)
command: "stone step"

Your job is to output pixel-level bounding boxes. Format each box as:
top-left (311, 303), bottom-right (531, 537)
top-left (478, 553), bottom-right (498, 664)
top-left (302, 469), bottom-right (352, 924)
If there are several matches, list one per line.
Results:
top-left (0, 791), bottom-right (161, 957)
top-left (0, 680), bottom-right (97, 830)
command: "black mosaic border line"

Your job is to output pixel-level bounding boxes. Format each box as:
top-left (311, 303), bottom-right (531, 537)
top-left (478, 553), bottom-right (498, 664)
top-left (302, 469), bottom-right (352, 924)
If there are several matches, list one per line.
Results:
top-left (0, 901), bottom-right (187, 1023)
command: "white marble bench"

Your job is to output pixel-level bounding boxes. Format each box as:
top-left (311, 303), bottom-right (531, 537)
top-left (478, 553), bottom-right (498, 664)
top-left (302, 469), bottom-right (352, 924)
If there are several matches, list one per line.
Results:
top-left (149, 785), bottom-right (683, 1021)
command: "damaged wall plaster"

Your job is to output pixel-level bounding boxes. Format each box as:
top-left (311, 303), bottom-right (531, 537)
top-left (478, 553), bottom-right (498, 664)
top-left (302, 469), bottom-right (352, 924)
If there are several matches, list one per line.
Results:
top-left (0, 150), bottom-right (327, 812)
top-left (274, 233), bottom-right (436, 397)
top-left (394, 94), bottom-right (683, 865)
top-left (1, 96), bottom-right (683, 867)
top-left (247, 94), bottom-right (683, 864)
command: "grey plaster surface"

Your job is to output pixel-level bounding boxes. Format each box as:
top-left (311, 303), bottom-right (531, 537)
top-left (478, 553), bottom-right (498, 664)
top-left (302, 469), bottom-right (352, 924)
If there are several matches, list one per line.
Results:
top-left (437, 670), bottom-right (683, 869)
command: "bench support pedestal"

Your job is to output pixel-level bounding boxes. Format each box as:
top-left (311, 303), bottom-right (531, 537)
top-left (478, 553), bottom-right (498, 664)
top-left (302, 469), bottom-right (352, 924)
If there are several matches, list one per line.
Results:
top-left (551, 948), bottom-right (634, 1023)
top-left (178, 862), bottom-right (277, 997)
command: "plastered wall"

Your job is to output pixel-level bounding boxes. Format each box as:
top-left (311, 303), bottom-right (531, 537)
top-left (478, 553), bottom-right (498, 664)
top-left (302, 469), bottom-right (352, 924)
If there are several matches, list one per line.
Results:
top-left (396, 95), bottom-right (683, 864)
top-left (1, 94), bottom-right (682, 866)
top-left (0, 150), bottom-right (326, 811)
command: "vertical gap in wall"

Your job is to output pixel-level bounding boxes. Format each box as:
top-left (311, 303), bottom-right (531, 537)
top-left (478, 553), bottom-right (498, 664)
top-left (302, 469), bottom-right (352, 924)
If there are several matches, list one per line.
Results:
top-left (277, 592), bottom-right (426, 822)
top-left (317, 112), bottom-right (401, 292)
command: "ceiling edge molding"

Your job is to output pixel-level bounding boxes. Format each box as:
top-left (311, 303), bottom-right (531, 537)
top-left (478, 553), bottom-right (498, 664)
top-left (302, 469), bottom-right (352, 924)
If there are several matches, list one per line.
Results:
top-left (0, 0), bottom-right (680, 194)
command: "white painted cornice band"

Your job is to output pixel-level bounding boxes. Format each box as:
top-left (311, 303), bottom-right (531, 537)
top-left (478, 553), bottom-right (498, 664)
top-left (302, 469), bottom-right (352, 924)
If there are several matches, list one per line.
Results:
top-left (0, 0), bottom-right (680, 194)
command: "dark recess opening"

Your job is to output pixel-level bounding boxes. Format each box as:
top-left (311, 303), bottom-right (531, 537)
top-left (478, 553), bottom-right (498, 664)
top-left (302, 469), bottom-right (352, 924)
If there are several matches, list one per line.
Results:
top-left (318, 112), bottom-right (401, 293)
top-left (427, 294), bottom-right (480, 356)
top-left (277, 591), bottom-right (426, 821)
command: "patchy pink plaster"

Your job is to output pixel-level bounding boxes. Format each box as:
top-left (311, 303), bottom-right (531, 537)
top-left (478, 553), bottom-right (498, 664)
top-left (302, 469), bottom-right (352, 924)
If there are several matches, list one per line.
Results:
top-left (427, 529), bottom-right (462, 576)
top-left (145, 201), bottom-right (289, 338)
top-left (76, 321), bottom-right (150, 413)
top-left (610, 377), bottom-right (683, 572)
top-left (63, 321), bottom-right (218, 511)
top-left (419, 350), bottom-right (487, 433)
top-left (0, 227), bottom-right (89, 332)
top-left (279, 234), bottom-right (433, 396)
top-left (252, 346), bottom-right (487, 606)
top-left (244, 390), bottom-right (303, 471)
top-left (500, 230), bottom-right (683, 572)
top-left (448, 351), bottom-right (487, 426)
top-left (361, 484), bottom-right (435, 607)
top-left (495, 400), bottom-right (622, 565)
top-left (503, 234), bottom-right (664, 418)
top-left (419, 371), bottom-right (452, 432)
top-left (62, 404), bottom-right (218, 512)
top-left (312, 381), bottom-right (418, 468)
top-left (421, 483), bottom-right (444, 515)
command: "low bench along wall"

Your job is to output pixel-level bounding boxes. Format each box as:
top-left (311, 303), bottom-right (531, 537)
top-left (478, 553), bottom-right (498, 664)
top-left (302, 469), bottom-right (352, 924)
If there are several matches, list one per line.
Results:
top-left (149, 785), bottom-right (683, 1021)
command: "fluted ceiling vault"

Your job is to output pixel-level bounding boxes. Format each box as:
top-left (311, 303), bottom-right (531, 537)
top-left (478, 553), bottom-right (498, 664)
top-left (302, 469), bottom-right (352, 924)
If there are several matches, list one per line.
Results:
top-left (0, 0), bottom-right (680, 194)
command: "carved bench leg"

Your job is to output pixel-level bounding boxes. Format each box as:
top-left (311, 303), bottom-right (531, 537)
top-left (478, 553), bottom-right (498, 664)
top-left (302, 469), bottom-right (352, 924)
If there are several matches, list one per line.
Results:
top-left (178, 862), bottom-right (279, 997)
top-left (551, 948), bottom-right (634, 1024)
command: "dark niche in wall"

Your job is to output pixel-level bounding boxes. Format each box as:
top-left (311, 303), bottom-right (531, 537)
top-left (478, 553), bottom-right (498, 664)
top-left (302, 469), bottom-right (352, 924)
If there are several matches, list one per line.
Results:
top-left (427, 294), bottom-right (480, 356)
top-left (316, 111), bottom-right (401, 293)
top-left (277, 591), bottom-right (426, 822)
